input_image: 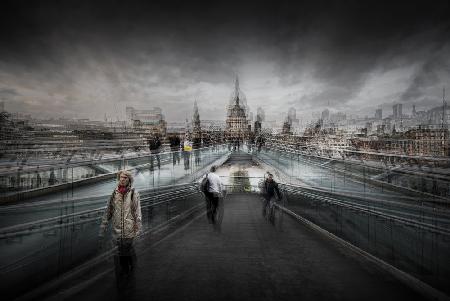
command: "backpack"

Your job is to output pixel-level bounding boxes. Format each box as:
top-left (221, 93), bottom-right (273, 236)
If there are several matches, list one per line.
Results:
top-left (200, 173), bottom-right (210, 193)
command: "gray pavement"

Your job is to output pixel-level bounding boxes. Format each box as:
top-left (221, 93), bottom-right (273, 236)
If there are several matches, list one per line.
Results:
top-left (66, 193), bottom-right (422, 301)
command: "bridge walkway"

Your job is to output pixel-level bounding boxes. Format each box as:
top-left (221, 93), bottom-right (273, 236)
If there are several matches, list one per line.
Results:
top-left (64, 193), bottom-right (420, 301)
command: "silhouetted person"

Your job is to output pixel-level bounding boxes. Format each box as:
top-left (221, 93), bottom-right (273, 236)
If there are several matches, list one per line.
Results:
top-left (48, 169), bottom-right (56, 186)
top-left (148, 135), bottom-right (161, 170)
top-left (262, 172), bottom-right (282, 223)
top-left (183, 149), bottom-right (190, 170)
top-left (256, 136), bottom-right (264, 153)
top-left (169, 135), bottom-right (181, 165)
top-left (193, 137), bottom-right (202, 166)
top-left (36, 172), bottom-right (42, 188)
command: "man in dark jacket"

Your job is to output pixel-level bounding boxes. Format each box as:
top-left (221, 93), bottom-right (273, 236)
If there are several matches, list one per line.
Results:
top-left (148, 134), bottom-right (161, 170)
top-left (169, 135), bottom-right (181, 165)
top-left (262, 172), bottom-right (282, 222)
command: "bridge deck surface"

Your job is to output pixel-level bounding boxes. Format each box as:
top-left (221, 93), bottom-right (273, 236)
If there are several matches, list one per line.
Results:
top-left (67, 193), bottom-right (420, 301)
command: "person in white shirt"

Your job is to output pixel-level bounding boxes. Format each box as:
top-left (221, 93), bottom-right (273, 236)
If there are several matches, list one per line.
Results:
top-left (204, 165), bottom-right (223, 223)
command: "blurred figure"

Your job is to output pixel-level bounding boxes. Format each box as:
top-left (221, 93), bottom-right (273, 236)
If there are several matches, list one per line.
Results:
top-left (169, 134), bottom-right (181, 165)
top-left (148, 134), bottom-right (161, 170)
top-left (262, 172), bottom-right (282, 224)
top-left (193, 137), bottom-right (202, 166)
top-left (202, 165), bottom-right (224, 224)
top-left (183, 138), bottom-right (192, 171)
top-left (99, 170), bottom-right (142, 289)
top-left (48, 169), bottom-right (56, 186)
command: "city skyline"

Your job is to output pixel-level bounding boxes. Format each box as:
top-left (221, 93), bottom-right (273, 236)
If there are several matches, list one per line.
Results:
top-left (1, 1), bottom-right (449, 122)
top-left (1, 89), bottom-right (446, 125)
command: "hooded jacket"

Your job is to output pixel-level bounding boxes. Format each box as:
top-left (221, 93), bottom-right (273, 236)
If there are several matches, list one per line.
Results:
top-left (99, 185), bottom-right (142, 239)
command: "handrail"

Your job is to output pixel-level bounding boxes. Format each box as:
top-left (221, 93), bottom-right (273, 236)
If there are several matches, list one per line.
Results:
top-left (0, 182), bottom-right (200, 212)
top-left (280, 182), bottom-right (450, 207)
top-left (0, 183), bottom-right (200, 238)
top-left (216, 178), bottom-right (450, 235)
top-left (0, 144), bottom-right (228, 176)
top-left (260, 145), bottom-right (450, 178)
top-left (263, 138), bottom-right (450, 162)
top-left (279, 183), bottom-right (450, 236)
top-left (255, 148), bottom-right (450, 204)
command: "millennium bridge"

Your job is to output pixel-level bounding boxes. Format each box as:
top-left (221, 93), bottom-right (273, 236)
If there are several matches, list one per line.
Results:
top-left (0, 145), bottom-right (449, 301)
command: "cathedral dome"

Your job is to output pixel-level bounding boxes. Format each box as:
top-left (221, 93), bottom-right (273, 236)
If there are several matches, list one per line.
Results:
top-left (225, 76), bottom-right (250, 140)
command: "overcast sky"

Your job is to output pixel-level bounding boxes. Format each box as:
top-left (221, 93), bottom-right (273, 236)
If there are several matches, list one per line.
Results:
top-left (1, 0), bottom-right (449, 122)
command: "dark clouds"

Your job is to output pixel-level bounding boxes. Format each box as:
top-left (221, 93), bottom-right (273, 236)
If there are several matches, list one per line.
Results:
top-left (400, 42), bottom-right (450, 103)
top-left (1, 0), bottom-right (449, 121)
top-left (0, 88), bottom-right (20, 98)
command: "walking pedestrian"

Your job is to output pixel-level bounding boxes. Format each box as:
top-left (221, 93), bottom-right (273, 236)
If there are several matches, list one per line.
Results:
top-left (262, 172), bottom-right (282, 223)
top-left (99, 170), bottom-right (142, 288)
top-left (148, 134), bottom-right (161, 170)
top-left (169, 134), bottom-right (181, 165)
top-left (202, 165), bottom-right (223, 224)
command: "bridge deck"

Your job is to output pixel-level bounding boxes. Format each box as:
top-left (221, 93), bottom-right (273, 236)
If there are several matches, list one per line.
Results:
top-left (66, 193), bottom-right (420, 301)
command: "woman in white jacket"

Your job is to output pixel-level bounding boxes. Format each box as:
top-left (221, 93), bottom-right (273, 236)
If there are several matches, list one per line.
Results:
top-left (99, 170), bottom-right (142, 284)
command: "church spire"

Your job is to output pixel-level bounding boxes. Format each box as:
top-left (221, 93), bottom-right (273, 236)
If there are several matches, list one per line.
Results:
top-left (193, 100), bottom-right (200, 125)
top-left (192, 100), bottom-right (201, 141)
top-left (234, 76), bottom-right (240, 105)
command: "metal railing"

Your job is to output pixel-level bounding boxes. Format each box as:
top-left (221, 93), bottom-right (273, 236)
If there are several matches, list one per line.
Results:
top-left (255, 146), bottom-right (450, 200)
top-left (0, 182), bottom-right (205, 300)
top-left (0, 144), bottom-right (230, 198)
top-left (2, 149), bottom-right (450, 299)
top-left (216, 173), bottom-right (450, 297)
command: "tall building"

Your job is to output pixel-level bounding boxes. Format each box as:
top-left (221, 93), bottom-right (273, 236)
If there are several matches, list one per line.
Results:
top-left (282, 118), bottom-right (292, 135)
top-left (393, 104), bottom-right (402, 119)
top-left (126, 106), bottom-right (164, 124)
top-left (254, 119), bottom-right (262, 135)
top-left (288, 107), bottom-right (299, 124)
top-left (321, 109), bottom-right (329, 121)
top-left (257, 107), bottom-right (265, 122)
top-left (427, 104), bottom-right (450, 128)
top-left (330, 112), bottom-right (347, 123)
top-left (126, 106), bottom-right (166, 136)
top-left (0, 101), bottom-right (4, 112)
top-left (225, 77), bottom-right (249, 141)
top-left (375, 108), bottom-right (382, 120)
